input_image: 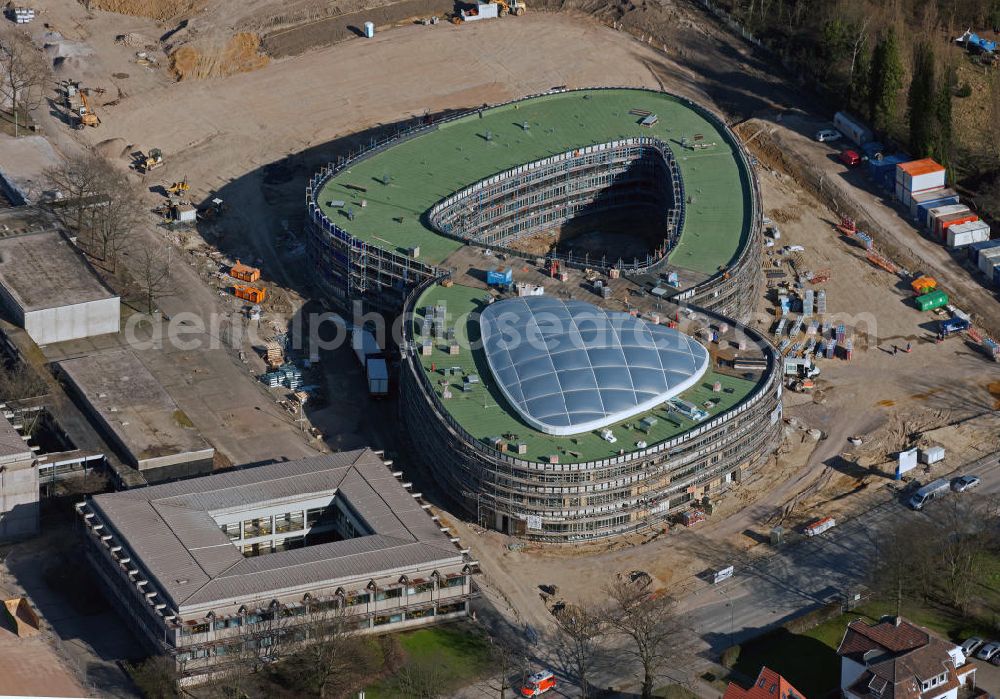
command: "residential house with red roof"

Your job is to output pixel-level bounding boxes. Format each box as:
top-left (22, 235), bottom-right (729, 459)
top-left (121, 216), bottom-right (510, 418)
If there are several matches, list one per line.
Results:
top-left (836, 617), bottom-right (975, 699)
top-left (724, 666), bottom-right (807, 699)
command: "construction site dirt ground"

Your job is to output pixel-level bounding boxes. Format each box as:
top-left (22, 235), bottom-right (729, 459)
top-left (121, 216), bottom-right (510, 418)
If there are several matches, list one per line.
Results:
top-left (6, 1), bottom-right (1000, 692)
top-left (0, 629), bottom-right (87, 698)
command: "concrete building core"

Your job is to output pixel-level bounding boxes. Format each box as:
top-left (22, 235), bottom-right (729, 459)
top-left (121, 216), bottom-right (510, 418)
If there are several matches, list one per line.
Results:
top-left (0, 231), bottom-right (120, 345)
top-left (0, 407), bottom-right (38, 541)
top-left (58, 349), bottom-right (214, 481)
top-left (78, 448), bottom-right (476, 682)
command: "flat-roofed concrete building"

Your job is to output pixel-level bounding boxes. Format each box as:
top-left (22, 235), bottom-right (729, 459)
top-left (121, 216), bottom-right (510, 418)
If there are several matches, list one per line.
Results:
top-left (77, 448), bottom-right (476, 682)
top-left (0, 407), bottom-right (38, 540)
top-left (0, 231), bottom-right (120, 345)
top-left (57, 349), bottom-right (214, 481)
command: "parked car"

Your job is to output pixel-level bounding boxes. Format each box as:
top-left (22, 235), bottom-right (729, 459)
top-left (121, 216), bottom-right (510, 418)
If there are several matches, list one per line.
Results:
top-left (952, 475), bottom-right (981, 492)
top-left (976, 642), bottom-right (1000, 661)
top-left (815, 128), bottom-right (843, 143)
top-left (839, 149), bottom-right (862, 167)
top-left (961, 637), bottom-right (985, 657)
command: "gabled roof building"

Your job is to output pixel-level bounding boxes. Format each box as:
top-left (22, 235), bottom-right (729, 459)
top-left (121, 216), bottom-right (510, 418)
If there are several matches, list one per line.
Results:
top-left (837, 617), bottom-right (975, 699)
top-left (77, 448), bottom-right (476, 682)
top-left (724, 666), bottom-right (806, 699)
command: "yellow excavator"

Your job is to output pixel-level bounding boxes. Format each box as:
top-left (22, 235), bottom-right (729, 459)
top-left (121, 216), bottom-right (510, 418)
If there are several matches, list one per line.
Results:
top-left (77, 90), bottom-right (100, 128)
top-left (166, 179), bottom-right (190, 196)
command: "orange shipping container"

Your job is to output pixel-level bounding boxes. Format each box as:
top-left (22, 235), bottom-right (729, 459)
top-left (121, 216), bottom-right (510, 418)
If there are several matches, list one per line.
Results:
top-left (230, 259), bottom-right (261, 283)
top-left (234, 285), bottom-right (266, 303)
top-left (897, 158), bottom-right (945, 177)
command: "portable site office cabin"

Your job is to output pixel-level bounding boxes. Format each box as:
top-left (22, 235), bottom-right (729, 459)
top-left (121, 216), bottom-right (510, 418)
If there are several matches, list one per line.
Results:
top-left (979, 247), bottom-right (1000, 276)
top-left (926, 204), bottom-right (968, 237)
top-left (833, 112), bottom-right (874, 146)
top-left (915, 189), bottom-right (960, 227)
top-left (967, 239), bottom-right (1000, 266)
top-left (910, 187), bottom-right (958, 221)
top-left (868, 154), bottom-right (910, 192)
top-left (947, 220), bottom-right (990, 249)
top-left (935, 211), bottom-right (978, 241)
top-left (916, 289), bottom-right (949, 311)
top-left (896, 158), bottom-right (946, 206)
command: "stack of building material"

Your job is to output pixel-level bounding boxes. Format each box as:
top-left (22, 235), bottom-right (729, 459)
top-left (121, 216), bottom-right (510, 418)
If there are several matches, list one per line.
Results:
top-left (13, 7), bottom-right (35, 23)
top-left (895, 159), bottom-right (946, 210)
top-left (260, 364), bottom-right (302, 389)
top-left (983, 337), bottom-right (999, 361)
top-left (264, 340), bottom-right (284, 369)
top-left (260, 371), bottom-right (283, 388)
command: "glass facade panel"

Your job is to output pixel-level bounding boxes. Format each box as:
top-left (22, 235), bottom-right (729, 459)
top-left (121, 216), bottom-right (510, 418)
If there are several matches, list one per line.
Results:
top-left (275, 511), bottom-right (305, 534)
top-left (243, 517), bottom-right (272, 538)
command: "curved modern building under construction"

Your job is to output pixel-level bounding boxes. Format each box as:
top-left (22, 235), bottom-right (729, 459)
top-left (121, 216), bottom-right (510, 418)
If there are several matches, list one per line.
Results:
top-left (307, 87), bottom-right (782, 541)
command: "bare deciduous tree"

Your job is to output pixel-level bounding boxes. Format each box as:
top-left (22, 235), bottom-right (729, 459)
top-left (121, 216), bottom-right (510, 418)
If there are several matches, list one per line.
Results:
top-left (0, 361), bottom-right (46, 400)
top-left (43, 153), bottom-right (140, 271)
top-left (133, 245), bottom-right (174, 314)
top-left (554, 604), bottom-right (606, 699)
top-left (283, 602), bottom-right (377, 699)
top-left (90, 165), bottom-right (141, 270)
top-left (125, 655), bottom-right (179, 699)
top-left (605, 577), bottom-right (683, 699)
top-left (43, 153), bottom-right (103, 236)
top-left (393, 650), bottom-right (449, 698)
top-left (0, 28), bottom-right (48, 137)
top-left (485, 631), bottom-right (528, 699)
top-left (990, 72), bottom-right (1000, 161)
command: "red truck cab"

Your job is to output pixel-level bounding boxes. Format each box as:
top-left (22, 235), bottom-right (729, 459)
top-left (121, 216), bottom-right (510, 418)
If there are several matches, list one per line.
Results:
top-left (839, 149), bottom-right (861, 167)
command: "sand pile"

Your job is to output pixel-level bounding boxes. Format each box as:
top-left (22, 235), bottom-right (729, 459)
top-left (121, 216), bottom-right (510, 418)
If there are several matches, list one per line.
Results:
top-left (94, 138), bottom-right (132, 161)
top-left (84, 0), bottom-right (203, 21)
top-left (169, 33), bottom-right (269, 81)
top-left (115, 32), bottom-right (154, 48)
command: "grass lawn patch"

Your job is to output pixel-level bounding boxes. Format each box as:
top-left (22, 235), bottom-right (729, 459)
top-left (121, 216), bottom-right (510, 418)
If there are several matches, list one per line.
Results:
top-left (732, 626), bottom-right (844, 699)
top-left (364, 623), bottom-right (493, 698)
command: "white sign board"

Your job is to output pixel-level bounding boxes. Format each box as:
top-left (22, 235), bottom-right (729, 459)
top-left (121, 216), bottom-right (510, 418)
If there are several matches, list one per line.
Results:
top-left (896, 448), bottom-right (918, 480)
top-left (525, 515), bottom-right (542, 531)
top-left (712, 566), bottom-right (734, 584)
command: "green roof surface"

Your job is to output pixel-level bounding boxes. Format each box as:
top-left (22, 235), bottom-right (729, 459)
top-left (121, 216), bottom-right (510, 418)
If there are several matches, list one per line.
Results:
top-left (412, 282), bottom-right (758, 464)
top-left (318, 88), bottom-right (751, 274)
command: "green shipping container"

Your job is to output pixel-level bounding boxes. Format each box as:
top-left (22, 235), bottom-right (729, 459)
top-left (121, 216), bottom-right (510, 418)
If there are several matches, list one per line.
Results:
top-left (916, 289), bottom-right (949, 311)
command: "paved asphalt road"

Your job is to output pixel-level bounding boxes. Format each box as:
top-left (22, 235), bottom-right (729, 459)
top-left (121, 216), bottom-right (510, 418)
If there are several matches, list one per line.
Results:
top-left (681, 452), bottom-right (1000, 655)
top-left (461, 452), bottom-right (1000, 698)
